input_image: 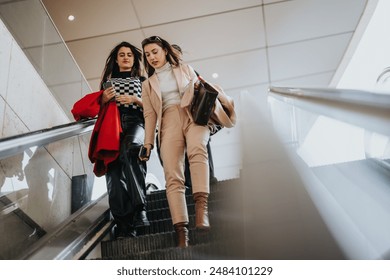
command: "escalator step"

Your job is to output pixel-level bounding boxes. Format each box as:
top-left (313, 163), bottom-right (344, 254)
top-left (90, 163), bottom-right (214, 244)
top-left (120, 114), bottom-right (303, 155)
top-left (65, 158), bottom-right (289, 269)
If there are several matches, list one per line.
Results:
top-left (100, 178), bottom-right (242, 260)
top-left (102, 224), bottom-right (241, 258)
top-left (101, 242), bottom-right (240, 260)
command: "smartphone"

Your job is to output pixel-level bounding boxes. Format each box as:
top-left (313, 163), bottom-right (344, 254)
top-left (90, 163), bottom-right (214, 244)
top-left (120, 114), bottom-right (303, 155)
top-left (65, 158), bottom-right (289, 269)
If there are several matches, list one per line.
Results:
top-left (139, 146), bottom-right (149, 159)
top-left (103, 81), bottom-right (112, 90)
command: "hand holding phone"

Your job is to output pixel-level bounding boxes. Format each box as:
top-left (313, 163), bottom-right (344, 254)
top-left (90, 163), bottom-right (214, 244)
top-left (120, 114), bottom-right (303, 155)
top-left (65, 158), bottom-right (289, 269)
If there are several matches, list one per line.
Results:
top-left (102, 81), bottom-right (117, 104)
top-left (139, 146), bottom-right (150, 161)
top-left (103, 81), bottom-right (113, 90)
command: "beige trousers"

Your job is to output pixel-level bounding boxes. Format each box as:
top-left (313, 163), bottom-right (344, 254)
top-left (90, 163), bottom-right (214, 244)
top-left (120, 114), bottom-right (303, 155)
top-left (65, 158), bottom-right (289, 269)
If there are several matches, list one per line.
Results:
top-left (160, 105), bottom-right (210, 225)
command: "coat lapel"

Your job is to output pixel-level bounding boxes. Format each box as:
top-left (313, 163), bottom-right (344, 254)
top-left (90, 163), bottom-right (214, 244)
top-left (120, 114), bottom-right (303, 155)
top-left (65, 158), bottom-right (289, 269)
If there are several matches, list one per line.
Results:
top-left (148, 74), bottom-right (162, 102)
top-left (173, 65), bottom-right (184, 95)
top-left (174, 64), bottom-right (196, 108)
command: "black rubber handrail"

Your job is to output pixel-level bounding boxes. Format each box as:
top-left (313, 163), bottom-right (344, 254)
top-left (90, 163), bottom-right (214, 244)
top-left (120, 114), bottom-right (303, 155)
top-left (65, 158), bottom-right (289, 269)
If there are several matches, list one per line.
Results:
top-left (0, 118), bottom-right (96, 160)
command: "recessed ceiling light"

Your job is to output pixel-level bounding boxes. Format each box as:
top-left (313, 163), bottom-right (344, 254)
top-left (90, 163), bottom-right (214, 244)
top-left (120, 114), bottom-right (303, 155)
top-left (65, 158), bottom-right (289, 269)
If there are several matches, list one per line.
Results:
top-left (212, 73), bottom-right (219, 79)
top-left (68, 15), bottom-right (75, 21)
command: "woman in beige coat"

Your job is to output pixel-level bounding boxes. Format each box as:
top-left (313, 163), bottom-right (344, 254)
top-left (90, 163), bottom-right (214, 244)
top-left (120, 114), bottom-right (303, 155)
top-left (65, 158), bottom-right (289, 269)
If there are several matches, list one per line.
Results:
top-left (139, 36), bottom-right (235, 248)
top-left (139, 36), bottom-right (207, 248)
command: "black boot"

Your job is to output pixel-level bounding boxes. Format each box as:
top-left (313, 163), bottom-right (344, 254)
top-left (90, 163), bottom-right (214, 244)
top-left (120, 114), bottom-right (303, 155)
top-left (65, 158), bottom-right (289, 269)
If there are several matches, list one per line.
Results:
top-left (115, 223), bottom-right (136, 239)
top-left (134, 210), bottom-right (150, 227)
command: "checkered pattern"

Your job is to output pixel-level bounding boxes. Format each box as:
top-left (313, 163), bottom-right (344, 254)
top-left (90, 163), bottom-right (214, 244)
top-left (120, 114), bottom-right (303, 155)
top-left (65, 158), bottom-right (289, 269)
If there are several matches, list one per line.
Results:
top-left (110, 77), bottom-right (143, 113)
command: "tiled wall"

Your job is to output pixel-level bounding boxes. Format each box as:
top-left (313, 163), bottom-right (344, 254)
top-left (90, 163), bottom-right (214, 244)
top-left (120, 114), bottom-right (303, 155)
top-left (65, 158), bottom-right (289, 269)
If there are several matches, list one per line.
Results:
top-left (0, 18), bottom-right (92, 230)
top-left (0, 19), bottom-right (69, 136)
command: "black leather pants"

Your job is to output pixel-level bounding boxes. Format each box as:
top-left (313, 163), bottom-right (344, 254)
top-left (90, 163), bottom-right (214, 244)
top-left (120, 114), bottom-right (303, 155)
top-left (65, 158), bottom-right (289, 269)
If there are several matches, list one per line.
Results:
top-left (105, 115), bottom-right (147, 235)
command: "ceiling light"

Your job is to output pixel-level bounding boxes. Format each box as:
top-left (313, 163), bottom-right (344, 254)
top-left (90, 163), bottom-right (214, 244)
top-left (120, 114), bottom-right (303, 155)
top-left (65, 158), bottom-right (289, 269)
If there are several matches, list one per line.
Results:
top-left (212, 73), bottom-right (219, 79)
top-left (67, 15), bottom-right (75, 21)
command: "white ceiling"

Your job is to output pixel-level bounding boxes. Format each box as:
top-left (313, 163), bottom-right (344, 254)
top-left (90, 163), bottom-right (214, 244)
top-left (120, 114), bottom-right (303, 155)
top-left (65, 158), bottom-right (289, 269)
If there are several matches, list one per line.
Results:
top-left (41, 0), bottom-right (367, 93)
top-left (38, 0), bottom-right (368, 182)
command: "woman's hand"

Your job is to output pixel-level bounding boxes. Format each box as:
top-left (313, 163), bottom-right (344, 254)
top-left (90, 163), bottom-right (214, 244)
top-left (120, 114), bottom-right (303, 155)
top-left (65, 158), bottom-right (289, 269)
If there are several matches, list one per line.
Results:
top-left (194, 80), bottom-right (201, 91)
top-left (139, 144), bottom-right (152, 161)
top-left (101, 87), bottom-right (116, 105)
top-left (115, 95), bottom-right (137, 106)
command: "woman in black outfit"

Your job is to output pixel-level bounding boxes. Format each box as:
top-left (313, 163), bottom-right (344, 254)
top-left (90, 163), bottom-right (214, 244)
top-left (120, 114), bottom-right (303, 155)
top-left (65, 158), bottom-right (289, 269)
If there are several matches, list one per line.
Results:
top-left (100, 41), bottom-right (149, 239)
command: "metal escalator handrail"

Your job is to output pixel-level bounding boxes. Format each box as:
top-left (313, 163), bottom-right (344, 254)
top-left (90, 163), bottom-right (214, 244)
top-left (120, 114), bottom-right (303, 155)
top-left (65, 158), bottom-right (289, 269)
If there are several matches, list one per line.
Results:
top-left (0, 118), bottom-right (96, 160)
top-left (269, 86), bottom-right (390, 110)
top-left (268, 86), bottom-right (390, 137)
top-left (21, 193), bottom-right (112, 260)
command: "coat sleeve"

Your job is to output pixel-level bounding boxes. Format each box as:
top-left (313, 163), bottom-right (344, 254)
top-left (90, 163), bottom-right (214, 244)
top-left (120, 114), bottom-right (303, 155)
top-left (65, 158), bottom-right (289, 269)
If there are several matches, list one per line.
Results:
top-left (179, 64), bottom-right (198, 108)
top-left (142, 80), bottom-right (158, 148)
top-left (210, 84), bottom-right (236, 128)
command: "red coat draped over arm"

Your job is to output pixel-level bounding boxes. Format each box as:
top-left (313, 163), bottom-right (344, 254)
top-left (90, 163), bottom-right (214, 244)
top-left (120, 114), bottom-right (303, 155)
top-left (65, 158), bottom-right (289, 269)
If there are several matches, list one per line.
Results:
top-left (71, 91), bottom-right (122, 176)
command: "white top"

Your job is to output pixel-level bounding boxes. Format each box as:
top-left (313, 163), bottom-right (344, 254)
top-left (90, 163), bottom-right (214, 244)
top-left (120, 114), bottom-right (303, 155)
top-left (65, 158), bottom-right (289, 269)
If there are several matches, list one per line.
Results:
top-left (155, 62), bottom-right (181, 112)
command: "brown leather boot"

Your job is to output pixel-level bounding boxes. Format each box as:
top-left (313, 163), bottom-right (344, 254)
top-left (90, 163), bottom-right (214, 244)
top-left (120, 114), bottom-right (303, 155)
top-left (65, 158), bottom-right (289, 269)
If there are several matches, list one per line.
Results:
top-left (193, 192), bottom-right (210, 230)
top-left (174, 222), bottom-right (189, 248)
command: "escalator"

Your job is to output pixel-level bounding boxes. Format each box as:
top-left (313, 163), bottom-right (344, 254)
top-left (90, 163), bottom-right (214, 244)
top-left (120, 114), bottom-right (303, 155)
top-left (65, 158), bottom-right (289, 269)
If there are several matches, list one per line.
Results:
top-left (100, 179), bottom-right (245, 260)
top-left (267, 86), bottom-right (390, 259)
top-left (0, 119), bottom-right (100, 260)
top-left (0, 191), bottom-right (46, 259)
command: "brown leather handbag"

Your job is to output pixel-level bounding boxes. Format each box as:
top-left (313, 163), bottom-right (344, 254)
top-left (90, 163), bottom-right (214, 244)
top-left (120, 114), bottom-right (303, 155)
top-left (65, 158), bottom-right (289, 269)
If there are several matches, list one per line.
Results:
top-left (190, 79), bottom-right (219, 126)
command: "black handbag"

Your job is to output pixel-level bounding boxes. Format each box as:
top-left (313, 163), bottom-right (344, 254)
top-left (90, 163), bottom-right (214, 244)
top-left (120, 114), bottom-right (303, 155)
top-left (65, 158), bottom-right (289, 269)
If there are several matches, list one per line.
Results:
top-left (190, 80), bottom-right (219, 126)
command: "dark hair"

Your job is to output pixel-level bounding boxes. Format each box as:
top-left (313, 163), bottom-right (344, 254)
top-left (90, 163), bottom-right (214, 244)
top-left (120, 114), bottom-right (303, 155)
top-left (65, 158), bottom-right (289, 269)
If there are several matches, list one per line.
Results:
top-left (171, 44), bottom-right (182, 54)
top-left (141, 36), bottom-right (181, 76)
top-left (99, 41), bottom-right (143, 90)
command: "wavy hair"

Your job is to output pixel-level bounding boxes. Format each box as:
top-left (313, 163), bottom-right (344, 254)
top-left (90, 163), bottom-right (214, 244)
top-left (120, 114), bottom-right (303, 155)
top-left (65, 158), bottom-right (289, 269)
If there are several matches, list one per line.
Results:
top-left (141, 36), bottom-right (181, 77)
top-left (99, 41), bottom-right (143, 90)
